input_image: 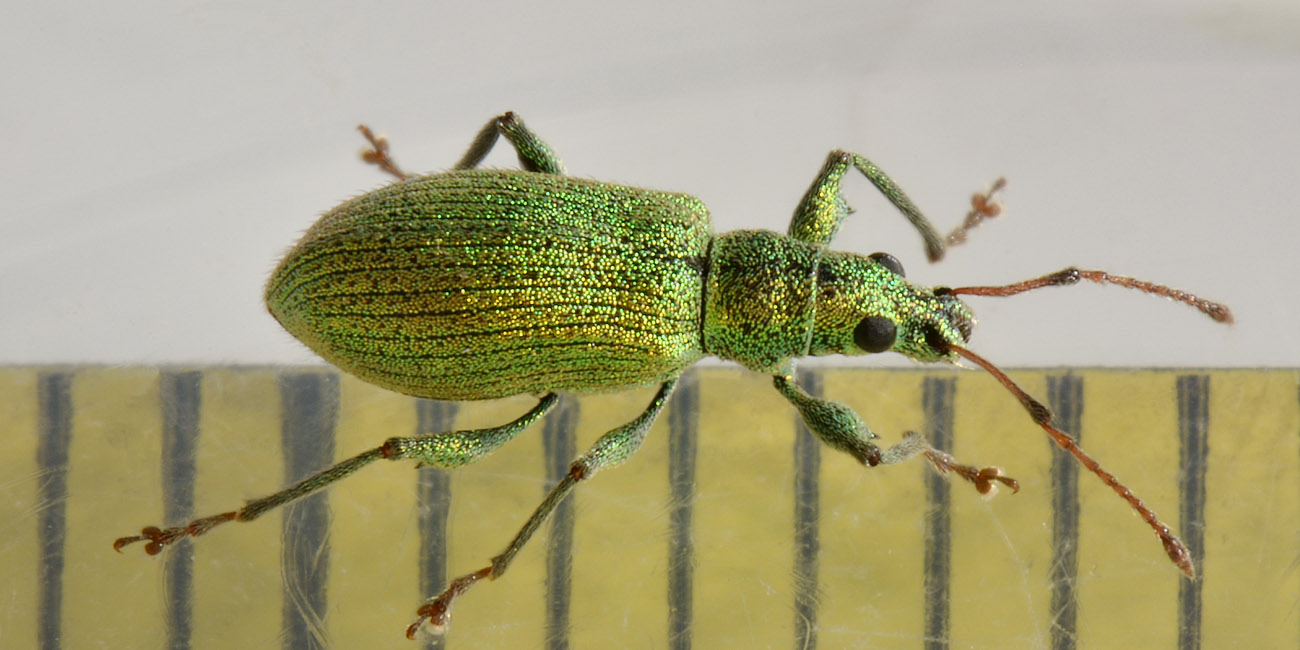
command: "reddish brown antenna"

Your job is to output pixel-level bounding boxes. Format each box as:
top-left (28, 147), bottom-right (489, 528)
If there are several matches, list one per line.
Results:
top-left (949, 343), bottom-right (1195, 577)
top-left (946, 267), bottom-right (1233, 324)
top-left (933, 261), bottom-right (1232, 576)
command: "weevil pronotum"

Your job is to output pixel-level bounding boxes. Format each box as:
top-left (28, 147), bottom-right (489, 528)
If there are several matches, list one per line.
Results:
top-left (115, 112), bottom-right (1233, 637)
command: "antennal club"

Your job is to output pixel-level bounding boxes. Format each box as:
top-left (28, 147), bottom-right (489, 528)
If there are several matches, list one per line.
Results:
top-left (948, 343), bottom-right (1195, 578)
top-left (946, 267), bottom-right (1233, 324)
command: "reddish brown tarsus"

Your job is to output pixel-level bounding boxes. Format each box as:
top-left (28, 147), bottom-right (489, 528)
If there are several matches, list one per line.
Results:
top-left (112, 511), bottom-right (239, 555)
top-left (406, 565), bottom-right (493, 639)
top-left (945, 177), bottom-right (1007, 246)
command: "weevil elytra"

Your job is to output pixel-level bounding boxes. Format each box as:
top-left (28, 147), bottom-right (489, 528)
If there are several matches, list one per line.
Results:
top-left (115, 112), bottom-right (1233, 638)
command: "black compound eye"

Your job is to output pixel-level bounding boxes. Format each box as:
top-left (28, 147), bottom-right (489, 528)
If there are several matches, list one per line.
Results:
top-left (854, 316), bottom-right (897, 353)
top-left (868, 252), bottom-right (905, 278)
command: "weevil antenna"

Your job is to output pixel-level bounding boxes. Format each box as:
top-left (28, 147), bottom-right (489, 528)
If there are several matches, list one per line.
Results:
top-left (944, 268), bottom-right (1233, 324)
top-left (948, 343), bottom-right (1196, 578)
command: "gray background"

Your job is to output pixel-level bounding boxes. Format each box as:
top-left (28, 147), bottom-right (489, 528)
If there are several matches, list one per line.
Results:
top-left (4, 1), bottom-right (1297, 368)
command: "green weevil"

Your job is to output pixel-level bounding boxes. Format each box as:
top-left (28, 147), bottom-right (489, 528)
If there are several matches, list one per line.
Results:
top-left (115, 112), bottom-right (1233, 637)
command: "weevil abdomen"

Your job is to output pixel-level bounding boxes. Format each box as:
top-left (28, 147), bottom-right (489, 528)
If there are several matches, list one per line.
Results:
top-left (266, 169), bottom-right (712, 400)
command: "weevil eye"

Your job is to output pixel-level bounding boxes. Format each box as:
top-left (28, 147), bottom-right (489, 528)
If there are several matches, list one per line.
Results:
top-left (868, 252), bottom-right (905, 278)
top-left (854, 316), bottom-right (897, 353)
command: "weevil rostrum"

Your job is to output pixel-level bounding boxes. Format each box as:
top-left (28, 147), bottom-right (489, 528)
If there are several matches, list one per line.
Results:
top-left (115, 112), bottom-right (1233, 637)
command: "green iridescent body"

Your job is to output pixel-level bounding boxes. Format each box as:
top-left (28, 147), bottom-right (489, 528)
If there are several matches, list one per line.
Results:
top-left (118, 112), bottom-right (1225, 637)
top-left (266, 168), bottom-right (968, 400)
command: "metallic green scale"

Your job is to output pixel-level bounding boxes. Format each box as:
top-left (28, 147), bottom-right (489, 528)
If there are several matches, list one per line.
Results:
top-left (266, 169), bottom-right (711, 400)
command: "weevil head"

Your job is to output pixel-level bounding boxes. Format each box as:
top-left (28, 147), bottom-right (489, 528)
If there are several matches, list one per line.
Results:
top-left (808, 250), bottom-right (973, 363)
top-left (702, 231), bottom-right (973, 372)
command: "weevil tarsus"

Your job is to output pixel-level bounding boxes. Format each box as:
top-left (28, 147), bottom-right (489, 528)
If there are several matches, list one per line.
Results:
top-left (945, 176), bottom-right (1007, 246)
top-left (357, 125), bottom-right (409, 180)
top-left (408, 379), bottom-right (677, 638)
top-left (112, 511), bottom-right (237, 555)
top-left (113, 393), bottom-right (558, 554)
top-left (920, 444), bottom-right (1020, 497)
top-left (114, 447), bottom-right (386, 554)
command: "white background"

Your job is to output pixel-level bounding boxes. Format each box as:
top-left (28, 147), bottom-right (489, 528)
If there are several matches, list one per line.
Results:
top-left (4, 1), bottom-right (1297, 368)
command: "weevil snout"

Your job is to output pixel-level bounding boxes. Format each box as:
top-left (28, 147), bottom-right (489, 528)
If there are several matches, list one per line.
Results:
top-left (862, 253), bottom-right (974, 360)
top-left (906, 291), bottom-right (974, 363)
top-left (937, 292), bottom-right (974, 343)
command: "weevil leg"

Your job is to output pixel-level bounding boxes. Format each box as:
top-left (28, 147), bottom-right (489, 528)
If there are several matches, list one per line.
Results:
top-left (788, 150), bottom-right (945, 260)
top-left (407, 379), bottom-right (677, 638)
top-left (944, 177), bottom-right (1006, 247)
top-left (773, 373), bottom-right (885, 465)
top-left (383, 393), bottom-right (559, 468)
top-left (772, 375), bottom-right (1017, 494)
top-left (114, 394), bottom-right (558, 555)
top-left (917, 441), bottom-right (1019, 496)
top-left (453, 112), bottom-right (567, 175)
top-left (787, 151), bottom-right (1004, 262)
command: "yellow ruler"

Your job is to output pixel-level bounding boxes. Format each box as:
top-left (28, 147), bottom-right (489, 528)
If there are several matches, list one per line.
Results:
top-left (1, 367), bottom-right (1296, 649)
